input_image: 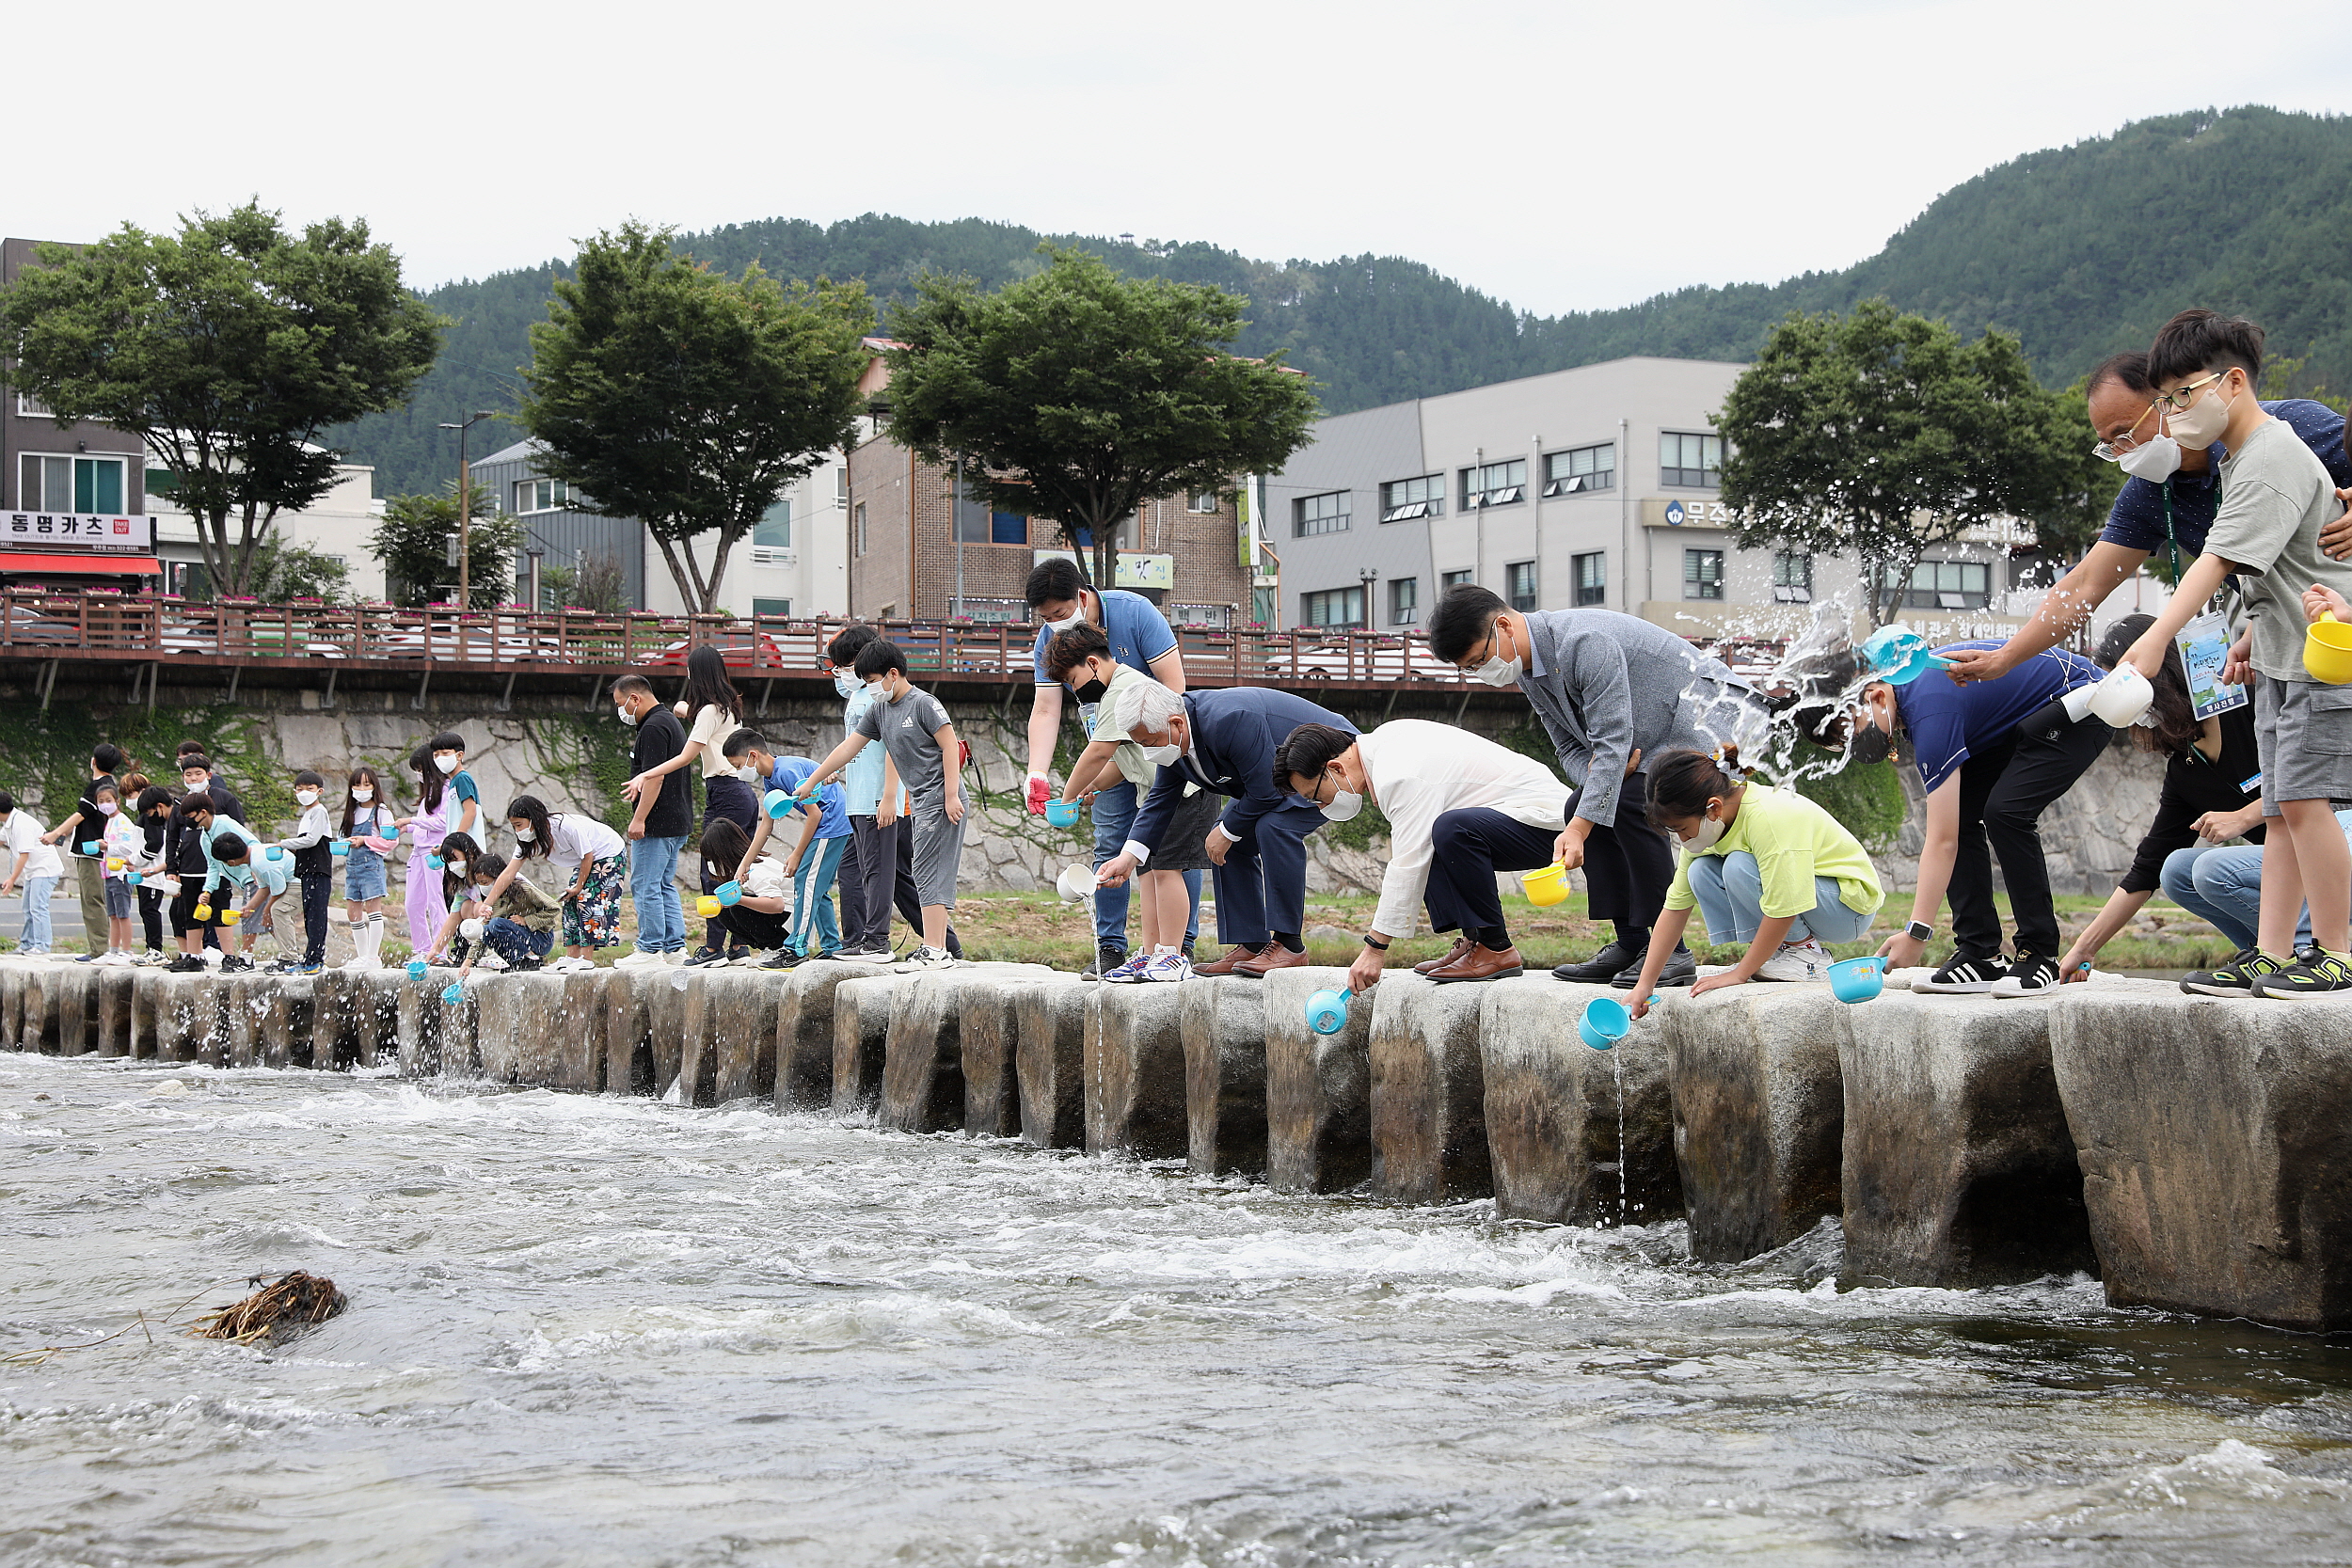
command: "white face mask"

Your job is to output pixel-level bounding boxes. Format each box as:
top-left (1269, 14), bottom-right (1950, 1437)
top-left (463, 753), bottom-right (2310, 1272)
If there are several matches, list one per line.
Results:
top-left (2165, 375), bottom-right (2236, 451)
top-left (616, 704), bottom-right (638, 726)
top-left (1684, 811), bottom-right (1728, 852)
top-left (433, 753), bottom-right (460, 775)
top-left (445, 860), bottom-right (468, 878)
top-left (97, 801), bottom-right (118, 816)
top-left (1138, 741), bottom-right (1180, 766)
top-left (352, 787), bottom-right (373, 803)
top-left (866, 679), bottom-right (893, 703)
top-left (295, 790), bottom-right (319, 807)
top-left (1317, 782), bottom-right (1364, 823)
top-left (2117, 435), bottom-right (2183, 482)
top-left (734, 764), bottom-right (758, 784)
top-left (1471, 621), bottom-right (1524, 688)
top-left (1043, 596), bottom-right (1088, 634)
top-left (512, 826), bottom-right (535, 843)
top-left (834, 672), bottom-right (861, 699)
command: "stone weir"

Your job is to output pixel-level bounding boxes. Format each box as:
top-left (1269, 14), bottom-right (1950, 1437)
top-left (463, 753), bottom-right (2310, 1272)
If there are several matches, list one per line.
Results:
top-left (6, 959), bottom-right (2347, 1334)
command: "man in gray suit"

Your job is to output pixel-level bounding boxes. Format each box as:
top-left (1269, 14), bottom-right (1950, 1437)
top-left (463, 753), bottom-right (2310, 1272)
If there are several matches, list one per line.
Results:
top-left (1426, 585), bottom-right (1767, 988)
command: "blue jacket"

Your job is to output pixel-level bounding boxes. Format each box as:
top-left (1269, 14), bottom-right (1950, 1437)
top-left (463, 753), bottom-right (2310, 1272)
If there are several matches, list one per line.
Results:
top-left (1127, 688), bottom-right (1357, 853)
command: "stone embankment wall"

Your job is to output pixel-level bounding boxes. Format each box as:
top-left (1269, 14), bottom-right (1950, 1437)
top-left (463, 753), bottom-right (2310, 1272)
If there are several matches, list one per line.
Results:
top-left (9, 955), bottom-right (2345, 1332)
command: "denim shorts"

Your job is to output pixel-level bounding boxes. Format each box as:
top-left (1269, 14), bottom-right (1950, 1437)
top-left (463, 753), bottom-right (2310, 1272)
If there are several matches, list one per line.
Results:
top-left (103, 877), bottom-right (134, 919)
top-left (344, 847), bottom-right (388, 901)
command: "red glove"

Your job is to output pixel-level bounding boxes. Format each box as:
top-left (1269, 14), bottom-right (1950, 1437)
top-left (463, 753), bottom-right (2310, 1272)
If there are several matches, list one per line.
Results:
top-left (1025, 773), bottom-right (1052, 816)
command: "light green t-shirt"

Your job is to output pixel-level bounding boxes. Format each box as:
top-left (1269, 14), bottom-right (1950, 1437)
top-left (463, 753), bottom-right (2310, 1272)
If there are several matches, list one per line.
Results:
top-left (1090, 665), bottom-right (1162, 793)
top-left (1663, 784), bottom-right (1884, 919)
top-left (2203, 417), bottom-right (2352, 683)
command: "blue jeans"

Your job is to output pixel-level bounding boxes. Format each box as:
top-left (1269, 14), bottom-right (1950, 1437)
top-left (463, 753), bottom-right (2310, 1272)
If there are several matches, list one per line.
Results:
top-left (1684, 853), bottom-right (1875, 947)
top-left (1089, 779), bottom-right (1200, 955)
top-left (630, 835), bottom-right (687, 953)
top-left (483, 917), bottom-right (553, 965)
top-left (19, 874), bottom-right (56, 951)
top-left (2159, 843), bottom-right (2312, 952)
top-left (788, 834), bottom-right (848, 957)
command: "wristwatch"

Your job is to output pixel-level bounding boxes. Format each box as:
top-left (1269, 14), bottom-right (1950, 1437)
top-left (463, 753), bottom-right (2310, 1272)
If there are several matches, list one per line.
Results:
top-left (1905, 920), bottom-right (1933, 942)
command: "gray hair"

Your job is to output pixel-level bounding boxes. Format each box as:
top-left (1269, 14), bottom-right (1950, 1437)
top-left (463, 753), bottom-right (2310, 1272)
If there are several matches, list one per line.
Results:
top-left (1111, 677), bottom-right (1184, 737)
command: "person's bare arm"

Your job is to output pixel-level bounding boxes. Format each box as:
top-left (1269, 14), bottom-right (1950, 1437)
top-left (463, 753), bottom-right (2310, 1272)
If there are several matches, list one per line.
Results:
top-left (2058, 887), bottom-right (2155, 981)
top-left (1061, 740), bottom-right (1124, 799)
top-left (1943, 541), bottom-right (2148, 684)
top-left (1877, 775), bottom-right (1963, 969)
top-left (1148, 644), bottom-right (1186, 696)
top-left (937, 723), bottom-right (965, 824)
top-left (625, 739), bottom-right (705, 801)
top-left (2, 847), bottom-right (25, 895)
top-left (784, 801), bottom-right (821, 874)
top-left (1627, 908), bottom-right (1696, 1020)
top-left (878, 757), bottom-right (901, 829)
top-left (2122, 553), bottom-right (2238, 677)
top-left (803, 734), bottom-right (869, 788)
top-left (1024, 685), bottom-right (1063, 809)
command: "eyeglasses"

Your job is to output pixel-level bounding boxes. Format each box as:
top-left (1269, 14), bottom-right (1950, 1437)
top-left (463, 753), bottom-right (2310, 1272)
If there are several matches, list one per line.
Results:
top-left (2152, 371), bottom-right (2228, 414)
top-left (2090, 399), bottom-right (2159, 463)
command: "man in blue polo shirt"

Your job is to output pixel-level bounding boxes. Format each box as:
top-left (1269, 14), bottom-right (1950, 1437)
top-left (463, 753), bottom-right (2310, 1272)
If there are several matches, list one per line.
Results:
top-left (1945, 350), bottom-right (2352, 686)
top-left (1021, 555), bottom-right (1198, 977)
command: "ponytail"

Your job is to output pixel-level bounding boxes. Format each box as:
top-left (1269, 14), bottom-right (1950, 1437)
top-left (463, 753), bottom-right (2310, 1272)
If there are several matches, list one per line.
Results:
top-left (1646, 748), bottom-right (1745, 830)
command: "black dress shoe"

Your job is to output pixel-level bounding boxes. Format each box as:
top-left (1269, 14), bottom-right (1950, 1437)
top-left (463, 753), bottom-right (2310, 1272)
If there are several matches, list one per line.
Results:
top-left (1551, 940), bottom-right (1638, 983)
top-left (1613, 947), bottom-right (1696, 990)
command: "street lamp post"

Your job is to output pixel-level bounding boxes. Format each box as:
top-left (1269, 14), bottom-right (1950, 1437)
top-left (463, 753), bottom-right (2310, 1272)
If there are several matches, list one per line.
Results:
top-left (437, 411), bottom-right (495, 609)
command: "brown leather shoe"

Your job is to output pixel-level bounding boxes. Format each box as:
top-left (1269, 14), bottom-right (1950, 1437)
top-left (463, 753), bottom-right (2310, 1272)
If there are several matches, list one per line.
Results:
top-left (1414, 937), bottom-right (1474, 975)
top-left (1190, 943), bottom-right (1266, 976)
top-left (1233, 943), bottom-right (1311, 978)
top-left (1425, 942), bottom-right (1524, 983)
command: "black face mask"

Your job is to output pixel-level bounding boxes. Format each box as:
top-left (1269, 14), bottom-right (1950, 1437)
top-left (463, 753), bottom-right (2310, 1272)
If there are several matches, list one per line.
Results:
top-left (1847, 721), bottom-right (1894, 767)
top-left (1073, 676), bottom-right (1109, 706)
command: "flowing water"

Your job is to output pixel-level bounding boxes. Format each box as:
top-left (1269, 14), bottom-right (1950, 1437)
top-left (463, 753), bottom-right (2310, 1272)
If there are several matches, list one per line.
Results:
top-left (5, 1053), bottom-right (2349, 1568)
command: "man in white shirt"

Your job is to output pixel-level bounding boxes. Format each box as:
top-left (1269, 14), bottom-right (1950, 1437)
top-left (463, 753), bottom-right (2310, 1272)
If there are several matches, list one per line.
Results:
top-left (1273, 719), bottom-right (1571, 989)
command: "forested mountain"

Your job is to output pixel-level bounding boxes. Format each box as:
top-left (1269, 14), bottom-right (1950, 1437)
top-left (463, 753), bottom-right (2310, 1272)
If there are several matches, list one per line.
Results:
top-left (340, 105), bottom-right (2352, 498)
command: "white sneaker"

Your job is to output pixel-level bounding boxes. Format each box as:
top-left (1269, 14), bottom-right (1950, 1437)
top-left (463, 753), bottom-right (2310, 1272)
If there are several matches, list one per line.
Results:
top-left (1141, 952), bottom-right (1193, 983)
top-left (731, 948), bottom-right (779, 967)
top-left (1756, 938), bottom-right (1832, 983)
top-left (891, 944), bottom-right (956, 973)
top-left (342, 953), bottom-right (382, 972)
top-left (614, 949), bottom-right (664, 970)
top-left (475, 953), bottom-right (509, 972)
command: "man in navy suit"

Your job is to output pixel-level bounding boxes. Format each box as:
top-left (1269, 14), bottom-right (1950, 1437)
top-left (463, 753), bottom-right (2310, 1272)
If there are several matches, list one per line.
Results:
top-left (1093, 680), bottom-right (1357, 976)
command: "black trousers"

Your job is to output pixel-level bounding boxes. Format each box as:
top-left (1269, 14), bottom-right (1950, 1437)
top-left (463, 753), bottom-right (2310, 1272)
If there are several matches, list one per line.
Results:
top-left (1424, 809), bottom-right (1564, 937)
top-left (715, 904), bottom-right (791, 950)
top-left (135, 885), bottom-right (164, 952)
top-left (300, 873), bottom-right (332, 965)
top-left (1565, 769), bottom-right (1673, 929)
top-left (1950, 702), bottom-right (2109, 963)
top-left (839, 816), bottom-right (962, 957)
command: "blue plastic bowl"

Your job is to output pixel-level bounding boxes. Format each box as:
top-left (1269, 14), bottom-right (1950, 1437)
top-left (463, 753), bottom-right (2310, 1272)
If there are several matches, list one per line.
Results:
top-left (264, 846), bottom-right (284, 861)
top-left (330, 839), bottom-right (350, 858)
top-left (423, 853), bottom-right (442, 871)
top-left (127, 871), bottom-right (143, 886)
top-left (763, 789), bottom-right (795, 819)
top-left (1044, 798), bottom-right (1081, 828)
top-left (1828, 955), bottom-right (1887, 1004)
top-left (1303, 986), bottom-right (1353, 1036)
top-left (715, 879), bottom-right (742, 907)
top-left (405, 958), bottom-right (429, 979)
top-left (1579, 996), bottom-right (1630, 1052)
top-left (441, 982), bottom-right (464, 1006)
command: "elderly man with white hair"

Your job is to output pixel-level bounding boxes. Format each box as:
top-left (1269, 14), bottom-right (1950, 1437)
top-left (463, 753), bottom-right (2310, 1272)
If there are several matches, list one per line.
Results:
top-left (1093, 678), bottom-right (1357, 977)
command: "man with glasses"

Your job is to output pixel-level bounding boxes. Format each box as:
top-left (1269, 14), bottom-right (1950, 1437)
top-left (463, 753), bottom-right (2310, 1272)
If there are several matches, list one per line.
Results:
top-left (1422, 585), bottom-right (1771, 988)
top-left (1943, 347), bottom-right (2352, 688)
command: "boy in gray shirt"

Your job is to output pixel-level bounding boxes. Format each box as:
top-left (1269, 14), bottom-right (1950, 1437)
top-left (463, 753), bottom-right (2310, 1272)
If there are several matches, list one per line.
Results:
top-left (2122, 309), bottom-right (2352, 999)
top-left (799, 641), bottom-right (967, 971)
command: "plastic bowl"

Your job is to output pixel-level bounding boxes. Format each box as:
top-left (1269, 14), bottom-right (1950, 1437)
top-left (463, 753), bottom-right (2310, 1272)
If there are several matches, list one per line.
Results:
top-left (440, 982), bottom-right (464, 1006)
top-left (763, 789), bottom-right (795, 819)
top-left (264, 846), bottom-right (284, 861)
top-left (1828, 955), bottom-right (1887, 1004)
top-left (1578, 996), bottom-right (1630, 1052)
top-left (1520, 863), bottom-right (1570, 907)
top-left (1303, 986), bottom-right (1353, 1036)
top-left (2088, 664), bottom-right (2154, 727)
top-left (715, 880), bottom-right (742, 907)
top-left (126, 871), bottom-right (142, 886)
top-left (423, 853), bottom-right (443, 871)
top-left (405, 958), bottom-right (429, 979)
top-left (2307, 611), bottom-right (2352, 685)
top-left (220, 909), bottom-right (241, 926)
top-left (695, 895), bottom-right (723, 920)
top-left (1056, 863), bottom-right (1097, 902)
top-left (330, 839), bottom-right (350, 857)
top-left (105, 857), bottom-right (124, 871)
top-left (1860, 624), bottom-right (1952, 687)
top-left (191, 904), bottom-right (213, 922)
top-left (1044, 798), bottom-right (1082, 828)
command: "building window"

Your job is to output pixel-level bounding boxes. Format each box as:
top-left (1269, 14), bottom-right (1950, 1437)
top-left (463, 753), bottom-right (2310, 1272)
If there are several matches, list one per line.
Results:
top-left (755, 498), bottom-right (792, 549)
top-left (1295, 490), bottom-right (1351, 538)
top-left (1573, 551), bottom-right (1606, 607)
top-left (1441, 568), bottom-right (1475, 591)
top-left (145, 467), bottom-right (177, 498)
top-left (20, 453), bottom-right (126, 514)
top-left (1883, 559), bottom-right (1992, 610)
top-left (1186, 489), bottom-right (1219, 514)
top-left (992, 512), bottom-right (1027, 546)
top-left (1390, 576), bottom-right (1419, 626)
top-left (516, 477), bottom-right (573, 514)
top-left (17, 393), bottom-right (54, 419)
top-left (854, 501), bottom-right (867, 557)
top-left (1459, 459), bottom-right (1526, 510)
top-left (1684, 548), bottom-right (1724, 601)
top-left (752, 596), bottom-right (792, 618)
top-left (1661, 431), bottom-right (1724, 488)
top-left (1379, 474), bottom-right (1445, 522)
top-left (1772, 549), bottom-right (1813, 603)
top-left (1544, 443), bottom-right (1615, 497)
top-left (1505, 561), bottom-right (1538, 611)
top-left (835, 467), bottom-right (850, 506)
top-left (1301, 586), bottom-right (1365, 627)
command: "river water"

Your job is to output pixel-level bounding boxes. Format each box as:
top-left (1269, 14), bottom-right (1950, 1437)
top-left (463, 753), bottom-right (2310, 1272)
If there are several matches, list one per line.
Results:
top-left (4, 1053), bottom-right (2348, 1567)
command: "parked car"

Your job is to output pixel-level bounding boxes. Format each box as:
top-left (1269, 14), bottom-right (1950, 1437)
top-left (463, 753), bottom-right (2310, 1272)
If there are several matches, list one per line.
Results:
top-left (1260, 636), bottom-right (1463, 683)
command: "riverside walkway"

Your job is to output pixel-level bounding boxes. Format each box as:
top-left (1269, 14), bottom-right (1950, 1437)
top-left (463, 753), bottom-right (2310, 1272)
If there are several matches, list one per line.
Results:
top-left (6, 957), bottom-right (2345, 1334)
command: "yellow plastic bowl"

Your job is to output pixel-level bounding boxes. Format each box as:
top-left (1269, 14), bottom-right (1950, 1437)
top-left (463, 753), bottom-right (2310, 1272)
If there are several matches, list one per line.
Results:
top-left (105, 857), bottom-right (125, 871)
top-left (1520, 863), bottom-right (1570, 907)
top-left (2306, 611), bottom-right (2352, 685)
top-left (220, 909), bottom-right (241, 926)
top-left (192, 904), bottom-right (212, 922)
top-left (696, 895), bottom-right (723, 919)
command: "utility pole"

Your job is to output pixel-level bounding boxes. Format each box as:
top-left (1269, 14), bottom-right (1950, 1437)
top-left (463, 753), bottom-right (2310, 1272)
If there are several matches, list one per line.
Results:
top-left (438, 411), bottom-right (495, 609)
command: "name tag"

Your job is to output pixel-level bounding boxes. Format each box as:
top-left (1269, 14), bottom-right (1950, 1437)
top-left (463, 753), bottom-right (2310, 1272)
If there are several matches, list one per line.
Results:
top-left (2241, 771), bottom-right (2263, 795)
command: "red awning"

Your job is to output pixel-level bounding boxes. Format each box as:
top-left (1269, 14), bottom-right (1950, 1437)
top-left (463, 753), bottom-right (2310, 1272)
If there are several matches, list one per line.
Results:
top-left (0, 553), bottom-right (161, 575)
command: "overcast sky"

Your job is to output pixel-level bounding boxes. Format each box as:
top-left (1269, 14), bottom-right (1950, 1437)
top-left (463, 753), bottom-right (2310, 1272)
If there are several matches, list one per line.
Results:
top-left (19, 0), bottom-right (2352, 316)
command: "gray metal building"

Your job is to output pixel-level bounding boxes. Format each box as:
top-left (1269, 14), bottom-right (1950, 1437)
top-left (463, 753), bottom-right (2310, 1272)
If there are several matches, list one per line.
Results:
top-left (472, 439), bottom-right (647, 610)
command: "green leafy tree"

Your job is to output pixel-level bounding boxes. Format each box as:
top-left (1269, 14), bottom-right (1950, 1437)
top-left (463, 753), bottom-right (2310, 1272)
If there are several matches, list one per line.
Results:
top-left (0, 201), bottom-right (441, 595)
top-left (1716, 301), bottom-right (2082, 626)
top-left (882, 246), bottom-right (1323, 589)
top-left (537, 549), bottom-right (628, 614)
top-left (371, 483), bottom-right (522, 607)
top-left (518, 222), bottom-right (873, 614)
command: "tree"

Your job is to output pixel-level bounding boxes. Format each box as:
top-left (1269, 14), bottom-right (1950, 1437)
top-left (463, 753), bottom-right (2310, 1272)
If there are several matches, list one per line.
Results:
top-left (371, 484), bottom-right (523, 608)
top-left (1715, 301), bottom-right (2084, 626)
top-left (538, 549), bottom-right (628, 614)
top-left (519, 223), bottom-right (872, 614)
top-left (0, 202), bottom-right (442, 596)
top-left (882, 246), bottom-right (1324, 589)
